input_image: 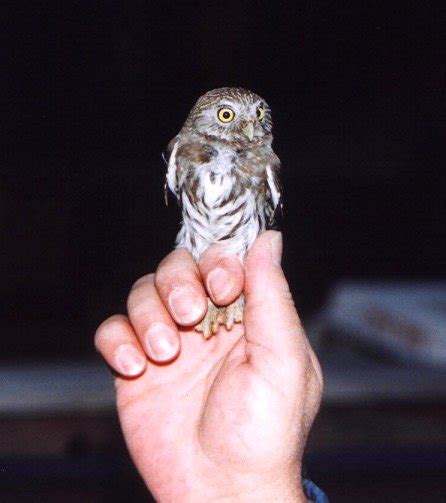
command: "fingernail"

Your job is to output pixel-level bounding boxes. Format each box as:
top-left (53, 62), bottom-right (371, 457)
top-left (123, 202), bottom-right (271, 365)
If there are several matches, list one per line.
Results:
top-left (168, 285), bottom-right (204, 324)
top-left (115, 344), bottom-right (146, 376)
top-left (144, 323), bottom-right (179, 361)
top-left (270, 232), bottom-right (283, 266)
top-left (207, 267), bottom-right (233, 303)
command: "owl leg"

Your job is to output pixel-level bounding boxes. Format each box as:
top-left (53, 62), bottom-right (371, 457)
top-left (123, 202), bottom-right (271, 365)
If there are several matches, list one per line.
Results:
top-left (195, 299), bottom-right (219, 339)
top-left (224, 294), bottom-right (244, 330)
top-left (195, 295), bottom-right (244, 339)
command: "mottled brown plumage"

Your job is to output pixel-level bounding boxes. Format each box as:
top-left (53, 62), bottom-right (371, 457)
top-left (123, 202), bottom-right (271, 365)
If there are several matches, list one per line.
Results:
top-left (165, 87), bottom-right (282, 337)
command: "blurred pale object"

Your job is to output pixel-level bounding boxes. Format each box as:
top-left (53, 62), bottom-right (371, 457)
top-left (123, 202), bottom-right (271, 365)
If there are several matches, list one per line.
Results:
top-left (319, 281), bottom-right (446, 367)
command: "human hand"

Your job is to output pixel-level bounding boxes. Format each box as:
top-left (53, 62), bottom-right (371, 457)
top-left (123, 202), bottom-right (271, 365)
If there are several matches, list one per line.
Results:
top-left (95, 231), bottom-right (323, 502)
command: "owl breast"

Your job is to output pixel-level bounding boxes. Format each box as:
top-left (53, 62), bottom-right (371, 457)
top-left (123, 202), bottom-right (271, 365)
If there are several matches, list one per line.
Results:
top-left (175, 143), bottom-right (267, 261)
top-left (201, 149), bottom-right (236, 208)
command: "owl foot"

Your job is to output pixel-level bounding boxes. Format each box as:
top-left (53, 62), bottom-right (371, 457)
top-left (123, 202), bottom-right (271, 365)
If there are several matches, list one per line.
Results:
top-left (195, 295), bottom-right (244, 339)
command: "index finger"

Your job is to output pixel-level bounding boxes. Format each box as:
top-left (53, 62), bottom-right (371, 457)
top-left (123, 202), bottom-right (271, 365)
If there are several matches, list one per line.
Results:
top-left (198, 244), bottom-right (244, 306)
top-left (155, 248), bottom-right (208, 326)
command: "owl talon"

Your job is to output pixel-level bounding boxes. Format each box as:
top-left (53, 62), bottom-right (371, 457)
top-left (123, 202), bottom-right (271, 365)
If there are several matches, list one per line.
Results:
top-left (195, 295), bottom-right (244, 338)
top-left (225, 309), bottom-right (234, 330)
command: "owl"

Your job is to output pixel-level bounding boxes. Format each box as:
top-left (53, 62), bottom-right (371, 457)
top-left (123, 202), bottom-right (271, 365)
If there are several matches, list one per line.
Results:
top-left (165, 87), bottom-right (282, 337)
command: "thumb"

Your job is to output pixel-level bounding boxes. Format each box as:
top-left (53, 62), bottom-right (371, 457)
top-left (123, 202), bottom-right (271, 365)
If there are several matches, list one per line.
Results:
top-left (243, 231), bottom-right (308, 366)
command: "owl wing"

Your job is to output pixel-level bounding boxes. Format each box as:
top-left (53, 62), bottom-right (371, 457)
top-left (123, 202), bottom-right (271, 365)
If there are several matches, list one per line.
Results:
top-left (163, 136), bottom-right (180, 205)
top-left (164, 138), bottom-right (217, 206)
top-left (265, 155), bottom-right (283, 225)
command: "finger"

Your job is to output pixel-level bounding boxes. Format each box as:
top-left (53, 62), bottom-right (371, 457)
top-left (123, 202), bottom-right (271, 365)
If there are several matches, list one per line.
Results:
top-left (95, 315), bottom-right (147, 377)
top-left (244, 231), bottom-right (309, 365)
top-left (127, 274), bottom-right (181, 362)
top-left (198, 245), bottom-right (244, 306)
top-left (155, 248), bottom-right (207, 325)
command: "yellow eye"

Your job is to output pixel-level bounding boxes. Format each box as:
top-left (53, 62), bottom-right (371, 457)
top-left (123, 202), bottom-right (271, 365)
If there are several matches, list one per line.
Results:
top-left (256, 106), bottom-right (265, 121)
top-left (217, 108), bottom-right (235, 123)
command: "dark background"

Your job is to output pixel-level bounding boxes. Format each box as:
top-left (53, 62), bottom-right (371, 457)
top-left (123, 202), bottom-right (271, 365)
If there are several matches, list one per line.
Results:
top-left (2, 1), bottom-right (445, 357)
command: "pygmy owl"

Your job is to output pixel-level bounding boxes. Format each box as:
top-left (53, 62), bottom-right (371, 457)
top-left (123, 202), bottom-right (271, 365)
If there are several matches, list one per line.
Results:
top-left (165, 87), bottom-right (282, 337)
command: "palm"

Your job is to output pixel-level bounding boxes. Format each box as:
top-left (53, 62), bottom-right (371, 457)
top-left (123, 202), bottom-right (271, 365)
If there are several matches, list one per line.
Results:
top-left (115, 325), bottom-right (301, 499)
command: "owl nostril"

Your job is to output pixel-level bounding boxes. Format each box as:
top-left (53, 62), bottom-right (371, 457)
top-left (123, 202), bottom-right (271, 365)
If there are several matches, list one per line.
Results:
top-left (240, 120), bottom-right (248, 128)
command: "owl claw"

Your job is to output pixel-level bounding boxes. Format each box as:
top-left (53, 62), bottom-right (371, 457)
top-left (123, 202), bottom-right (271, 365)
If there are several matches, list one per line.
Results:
top-left (225, 309), bottom-right (234, 330)
top-left (195, 295), bottom-right (244, 338)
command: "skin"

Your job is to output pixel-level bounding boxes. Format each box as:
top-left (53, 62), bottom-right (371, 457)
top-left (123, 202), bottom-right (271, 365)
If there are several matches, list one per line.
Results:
top-left (95, 231), bottom-right (323, 502)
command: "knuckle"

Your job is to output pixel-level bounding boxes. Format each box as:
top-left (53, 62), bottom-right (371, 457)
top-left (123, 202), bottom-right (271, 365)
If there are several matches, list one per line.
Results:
top-left (309, 369), bottom-right (324, 413)
top-left (200, 245), bottom-right (240, 272)
top-left (311, 355), bottom-right (324, 395)
top-left (156, 262), bottom-right (201, 295)
top-left (128, 301), bottom-right (149, 322)
top-left (200, 245), bottom-right (223, 266)
top-left (128, 275), bottom-right (155, 312)
top-left (311, 365), bottom-right (324, 399)
top-left (130, 273), bottom-right (154, 293)
top-left (155, 258), bottom-right (180, 288)
top-left (216, 255), bottom-right (240, 274)
top-left (95, 315), bottom-right (126, 348)
top-left (158, 248), bottom-right (191, 274)
top-left (287, 344), bottom-right (319, 383)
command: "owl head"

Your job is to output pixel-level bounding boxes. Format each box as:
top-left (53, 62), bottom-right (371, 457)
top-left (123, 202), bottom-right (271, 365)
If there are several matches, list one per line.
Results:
top-left (183, 87), bottom-right (273, 144)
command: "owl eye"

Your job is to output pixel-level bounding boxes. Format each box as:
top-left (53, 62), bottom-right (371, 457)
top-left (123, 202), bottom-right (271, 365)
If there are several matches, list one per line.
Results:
top-left (217, 108), bottom-right (235, 123)
top-left (256, 106), bottom-right (265, 121)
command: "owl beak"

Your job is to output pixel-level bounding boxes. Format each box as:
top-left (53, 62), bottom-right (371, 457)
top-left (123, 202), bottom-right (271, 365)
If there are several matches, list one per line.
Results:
top-left (241, 121), bottom-right (254, 141)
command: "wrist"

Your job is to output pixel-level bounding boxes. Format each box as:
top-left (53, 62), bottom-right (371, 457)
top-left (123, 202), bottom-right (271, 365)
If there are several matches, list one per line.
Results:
top-left (193, 469), bottom-right (307, 503)
top-left (215, 482), bottom-right (307, 502)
